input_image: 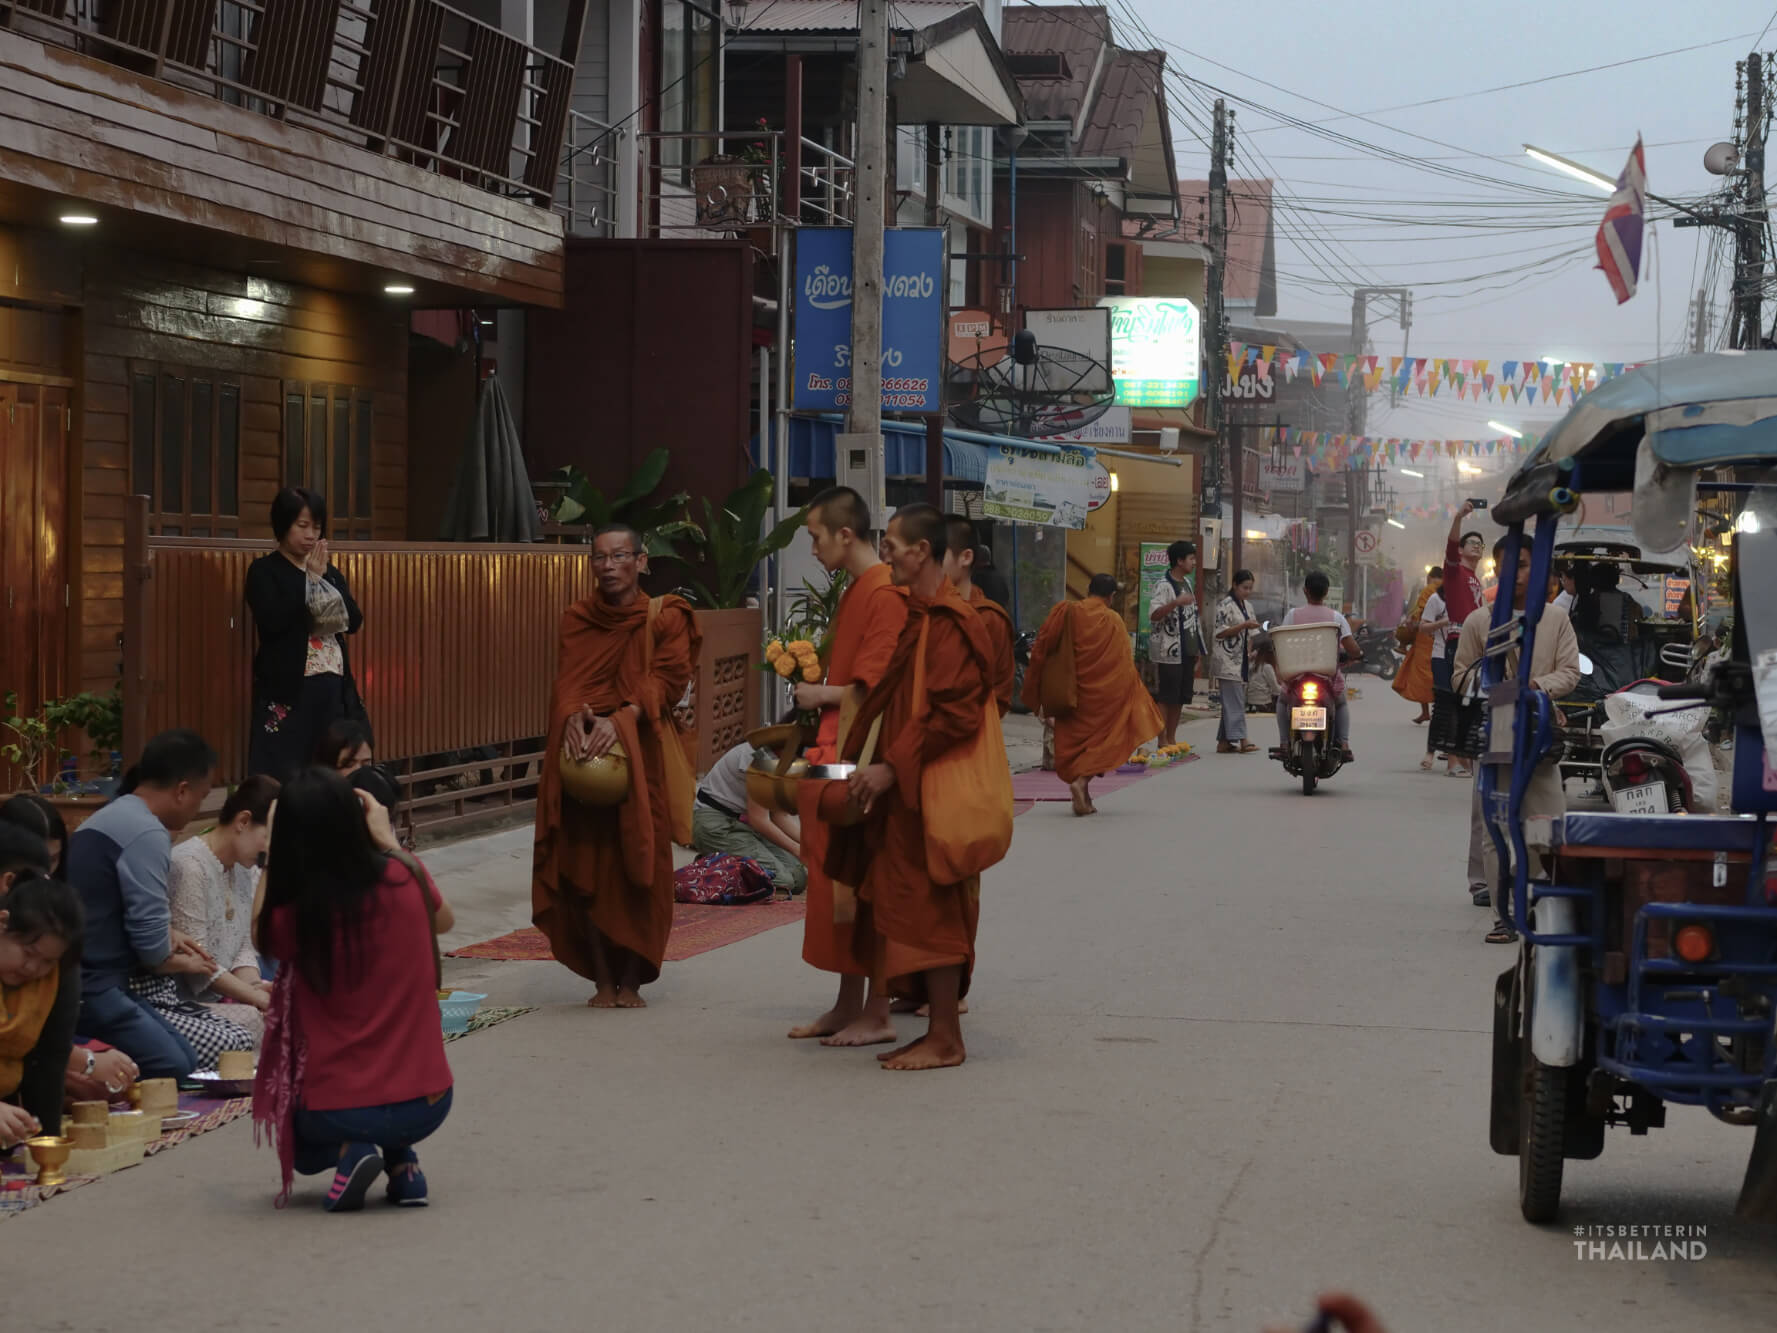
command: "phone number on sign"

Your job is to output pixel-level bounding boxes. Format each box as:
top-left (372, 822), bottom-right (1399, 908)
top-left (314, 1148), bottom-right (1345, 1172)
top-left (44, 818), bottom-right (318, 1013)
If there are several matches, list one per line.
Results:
top-left (883, 378), bottom-right (930, 393)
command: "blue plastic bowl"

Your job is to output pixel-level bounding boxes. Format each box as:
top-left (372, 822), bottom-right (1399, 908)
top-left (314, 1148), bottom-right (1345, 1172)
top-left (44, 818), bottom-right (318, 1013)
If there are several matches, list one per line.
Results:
top-left (440, 991), bottom-right (488, 1035)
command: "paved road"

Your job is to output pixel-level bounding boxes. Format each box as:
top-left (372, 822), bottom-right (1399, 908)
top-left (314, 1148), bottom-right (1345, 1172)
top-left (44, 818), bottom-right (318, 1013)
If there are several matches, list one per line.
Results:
top-left (10, 689), bottom-right (1777, 1331)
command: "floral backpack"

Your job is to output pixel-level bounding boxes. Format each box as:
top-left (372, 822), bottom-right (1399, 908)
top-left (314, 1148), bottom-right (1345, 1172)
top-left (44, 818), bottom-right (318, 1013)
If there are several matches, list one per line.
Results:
top-left (672, 853), bottom-right (775, 906)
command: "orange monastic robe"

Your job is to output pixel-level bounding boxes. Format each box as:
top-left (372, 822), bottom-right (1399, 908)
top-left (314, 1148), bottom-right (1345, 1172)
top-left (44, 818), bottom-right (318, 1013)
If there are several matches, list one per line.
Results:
top-left (828, 582), bottom-right (993, 1000)
top-left (532, 593), bottom-right (700, 986)
top-left (799, 563), bottom-right (909, 975)
top-left (967, 584), bottom-right (1016, 717)
top-left (1392, 583), bottom-right (1437, 706)
top-left (1023, 597), bottom-right (1163, 782)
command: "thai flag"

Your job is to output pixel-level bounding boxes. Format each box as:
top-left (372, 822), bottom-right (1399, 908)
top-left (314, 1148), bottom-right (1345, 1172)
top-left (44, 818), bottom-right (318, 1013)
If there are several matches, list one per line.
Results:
top-left (1595, 137), bottom-right (1646, 305)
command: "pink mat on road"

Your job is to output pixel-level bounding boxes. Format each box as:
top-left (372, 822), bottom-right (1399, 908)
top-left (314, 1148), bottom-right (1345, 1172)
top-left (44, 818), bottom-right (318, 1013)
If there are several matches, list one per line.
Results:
top-left (1010, 755), bottom-right (1197, 802)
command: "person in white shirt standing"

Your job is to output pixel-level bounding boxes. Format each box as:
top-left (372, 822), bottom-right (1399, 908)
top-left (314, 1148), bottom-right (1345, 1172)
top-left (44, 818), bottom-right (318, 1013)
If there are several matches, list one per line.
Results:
top-left (1148, 540), bottom-right (1203, 747)
top-left (1213, 570), bottom-right (1262, 753)
top-left (1417, 588), bottom-right (1457, 773)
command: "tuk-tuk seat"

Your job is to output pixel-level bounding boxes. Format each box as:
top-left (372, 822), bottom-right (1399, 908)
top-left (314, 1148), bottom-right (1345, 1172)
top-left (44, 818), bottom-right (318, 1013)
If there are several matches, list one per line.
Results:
top-left (1554, 811), bottom-right (1766, 855)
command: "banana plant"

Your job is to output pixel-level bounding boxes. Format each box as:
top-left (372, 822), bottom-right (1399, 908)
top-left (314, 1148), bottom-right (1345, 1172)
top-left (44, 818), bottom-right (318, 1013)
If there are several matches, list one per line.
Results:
top-left (680, 469), bottom-right (809, 610)
top-left (546, 448), bottom-right (704, 559)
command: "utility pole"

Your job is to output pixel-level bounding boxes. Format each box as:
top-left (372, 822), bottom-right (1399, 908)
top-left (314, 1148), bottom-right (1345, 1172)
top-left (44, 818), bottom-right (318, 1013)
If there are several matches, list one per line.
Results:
top-left (1738, 52), bottom-right (1767, 349)
top-left (840, 0), bottom-right (890, 517)
top-left (1691, 287), bottom-right (1712, 352)
top-left (1207, 97), bottom-right (1230, 583)
top-left (924, 123), bottom-right (945, 508)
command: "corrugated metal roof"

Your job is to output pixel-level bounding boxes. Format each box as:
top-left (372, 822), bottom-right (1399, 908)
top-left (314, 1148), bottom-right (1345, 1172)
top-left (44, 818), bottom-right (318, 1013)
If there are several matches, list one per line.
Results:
top-left (1077, 47), bottom-right (1161, 159)
top-left (739, 0), bottom-right (974, 33)
top-left (1000, 5), bottom-right (1110, 122)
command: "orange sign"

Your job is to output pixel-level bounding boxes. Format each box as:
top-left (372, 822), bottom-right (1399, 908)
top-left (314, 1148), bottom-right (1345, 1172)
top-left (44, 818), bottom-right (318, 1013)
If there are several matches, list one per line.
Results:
top-left (947, 308), bottom-right (1007, 369)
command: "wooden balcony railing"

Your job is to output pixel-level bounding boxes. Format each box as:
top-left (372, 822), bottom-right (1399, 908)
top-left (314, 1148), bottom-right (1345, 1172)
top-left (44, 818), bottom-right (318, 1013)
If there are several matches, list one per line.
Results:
top-left (0, 0), bottom-right (581, 206)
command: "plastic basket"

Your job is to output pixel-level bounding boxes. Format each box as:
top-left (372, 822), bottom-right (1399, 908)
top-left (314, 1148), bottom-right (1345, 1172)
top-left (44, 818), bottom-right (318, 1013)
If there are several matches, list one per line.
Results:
top-left (1270, 622), bottom-right (1340, 680)
top-left (439, 991), bottom-right (487, 1035)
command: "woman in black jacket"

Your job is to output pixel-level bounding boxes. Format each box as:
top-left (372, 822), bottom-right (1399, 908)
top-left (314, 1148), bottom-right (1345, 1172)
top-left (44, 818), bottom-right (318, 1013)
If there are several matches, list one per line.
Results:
top-left (246, 488), bottom-right (367, 780)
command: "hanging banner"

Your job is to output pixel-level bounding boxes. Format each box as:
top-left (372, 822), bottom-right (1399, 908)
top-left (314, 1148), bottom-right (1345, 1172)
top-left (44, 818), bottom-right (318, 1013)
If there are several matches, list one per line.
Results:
top-left (1098, 296), bottom-right (1202, 407)
top-left (792, 227), bottom-right (945, 413)
top-left (983, 444), bottom-right (1097, 529)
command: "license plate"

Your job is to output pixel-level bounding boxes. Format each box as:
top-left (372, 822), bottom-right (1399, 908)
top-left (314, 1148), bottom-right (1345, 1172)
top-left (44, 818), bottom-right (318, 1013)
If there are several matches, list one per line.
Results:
top-left (1612, 781), bottom-right (1667, 816)
top-left (1291, 706), bottom-right (1327, 732)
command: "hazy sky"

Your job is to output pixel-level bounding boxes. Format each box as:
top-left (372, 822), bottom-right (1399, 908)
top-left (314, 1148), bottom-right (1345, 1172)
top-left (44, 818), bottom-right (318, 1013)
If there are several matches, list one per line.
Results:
top-left (1126, 0), bottom-right (1774, 519)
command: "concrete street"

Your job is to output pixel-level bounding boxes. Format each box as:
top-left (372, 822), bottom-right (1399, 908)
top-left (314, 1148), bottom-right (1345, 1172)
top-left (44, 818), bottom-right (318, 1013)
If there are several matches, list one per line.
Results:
top-left (10, 688), bottom-right (1777, 1331)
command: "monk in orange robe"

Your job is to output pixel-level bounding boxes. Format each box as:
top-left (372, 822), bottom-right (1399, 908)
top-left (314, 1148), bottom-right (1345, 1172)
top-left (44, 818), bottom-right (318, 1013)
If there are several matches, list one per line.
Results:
top-left (944, 515), bottom-right (1015, 717)
top-left (533, 525), bottom-right (700, 1008)
top-left (830, 503), bottom-right (994, 1070)
top-left (1023, 574), bottom-right (1163, 816)
top-left (787, 487), bottom-right (909, 1047)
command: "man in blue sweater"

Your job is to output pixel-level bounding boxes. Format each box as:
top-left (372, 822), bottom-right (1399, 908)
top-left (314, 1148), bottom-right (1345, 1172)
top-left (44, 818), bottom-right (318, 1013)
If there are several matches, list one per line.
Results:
top-left (67, 730), bottom-right (219, 1078)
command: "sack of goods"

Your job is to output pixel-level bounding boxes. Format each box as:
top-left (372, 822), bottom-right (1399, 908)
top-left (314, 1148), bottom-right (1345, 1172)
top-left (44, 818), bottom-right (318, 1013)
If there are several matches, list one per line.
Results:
top-left (1598, 686), bottom-right (1718, 812)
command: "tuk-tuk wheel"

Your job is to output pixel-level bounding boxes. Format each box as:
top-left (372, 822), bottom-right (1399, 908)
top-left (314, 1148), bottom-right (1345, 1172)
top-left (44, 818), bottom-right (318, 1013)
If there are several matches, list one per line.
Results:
top-left (1520, 1056), bottom-right (1569, 1224)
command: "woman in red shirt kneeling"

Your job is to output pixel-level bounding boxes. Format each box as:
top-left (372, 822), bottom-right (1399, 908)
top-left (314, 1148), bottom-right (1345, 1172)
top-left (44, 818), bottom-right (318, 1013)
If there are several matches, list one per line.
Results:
top-left (253, 768), bottom-right (456, 1212)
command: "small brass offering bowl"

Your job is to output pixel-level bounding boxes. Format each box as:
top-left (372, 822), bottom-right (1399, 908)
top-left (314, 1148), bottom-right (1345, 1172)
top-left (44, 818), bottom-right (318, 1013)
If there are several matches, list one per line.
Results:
top-left (27, 1136), bottom-right (72, 1187)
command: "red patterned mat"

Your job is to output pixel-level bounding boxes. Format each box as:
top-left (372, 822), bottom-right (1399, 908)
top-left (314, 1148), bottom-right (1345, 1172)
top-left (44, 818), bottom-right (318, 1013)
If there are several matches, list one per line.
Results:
top-left (447, 899), bottom-right (809, 962)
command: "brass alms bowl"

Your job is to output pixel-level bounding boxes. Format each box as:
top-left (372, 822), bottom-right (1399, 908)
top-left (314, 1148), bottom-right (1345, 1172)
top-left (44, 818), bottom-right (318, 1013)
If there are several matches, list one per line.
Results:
top-left (27, 1135), bottom-right (72, 1187)
top-left (560, 741), bottom-right (629, 807)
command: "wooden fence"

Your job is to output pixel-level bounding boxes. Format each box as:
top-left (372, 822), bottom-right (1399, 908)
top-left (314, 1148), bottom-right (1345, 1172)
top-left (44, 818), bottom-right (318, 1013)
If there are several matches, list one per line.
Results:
top-left (122, 499), bottom-right (759, 833)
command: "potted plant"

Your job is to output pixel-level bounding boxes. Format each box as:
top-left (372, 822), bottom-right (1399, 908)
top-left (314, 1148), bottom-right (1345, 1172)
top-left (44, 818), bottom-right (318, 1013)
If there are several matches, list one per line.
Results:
top-left (542, 448), bottom-right (705, 563)
top-left (3, 687), bottom-right (123, 830)
top-left (676, 469), bottom-right (809, 771)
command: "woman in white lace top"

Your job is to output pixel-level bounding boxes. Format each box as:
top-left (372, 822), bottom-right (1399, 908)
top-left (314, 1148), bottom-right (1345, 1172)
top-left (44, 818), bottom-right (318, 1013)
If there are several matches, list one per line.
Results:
top-left (165, 776), bottom-right (280, 1045)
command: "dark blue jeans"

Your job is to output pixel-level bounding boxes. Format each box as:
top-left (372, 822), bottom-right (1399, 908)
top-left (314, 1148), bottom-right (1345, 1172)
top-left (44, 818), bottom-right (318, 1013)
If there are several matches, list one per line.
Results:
top-left (294, 1088), bottom-right (454, 1175)
top-left (77, 984), bottom-right (198, 1079)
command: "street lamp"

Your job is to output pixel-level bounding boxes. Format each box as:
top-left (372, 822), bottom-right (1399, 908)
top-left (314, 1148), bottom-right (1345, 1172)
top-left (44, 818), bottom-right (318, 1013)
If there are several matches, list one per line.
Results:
top-left (1400, 468), bottom-right (1424, 479)
top-left (1386, 518), bottom-right (1406, 530)
top-left (1458, 462), bottom-right (1483, 476)
top-left (1487, 421), bottom-right (1523, 439)
top-left (727, 0), bottom-right (749, 25)
top-left (1523, 144), bottom-right (1614, 192)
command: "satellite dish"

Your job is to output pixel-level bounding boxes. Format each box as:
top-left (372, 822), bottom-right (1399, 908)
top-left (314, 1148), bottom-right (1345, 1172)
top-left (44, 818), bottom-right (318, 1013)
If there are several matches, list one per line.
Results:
top-left (949, 330), bottom-right (1117, 438)
top-left (1704, 142), bottom-right (1741, 176)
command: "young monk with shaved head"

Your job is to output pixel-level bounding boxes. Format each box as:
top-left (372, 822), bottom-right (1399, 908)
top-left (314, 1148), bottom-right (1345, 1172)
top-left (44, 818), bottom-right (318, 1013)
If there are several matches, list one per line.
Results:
top-left (787, 487), bottom-right (909, 1046)
top-left (827, 503), bottom-right (994, 1070)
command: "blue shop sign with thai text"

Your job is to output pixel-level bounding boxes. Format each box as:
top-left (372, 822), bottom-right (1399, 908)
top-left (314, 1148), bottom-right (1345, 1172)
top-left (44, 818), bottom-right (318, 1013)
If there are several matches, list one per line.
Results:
top-left (792, 227), bottom-right (945, 413)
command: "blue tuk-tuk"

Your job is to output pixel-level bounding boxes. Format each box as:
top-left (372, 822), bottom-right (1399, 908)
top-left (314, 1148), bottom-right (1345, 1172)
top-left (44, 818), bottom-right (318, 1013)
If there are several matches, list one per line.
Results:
top-left (1484, 352), bottom-right (1777, 1224)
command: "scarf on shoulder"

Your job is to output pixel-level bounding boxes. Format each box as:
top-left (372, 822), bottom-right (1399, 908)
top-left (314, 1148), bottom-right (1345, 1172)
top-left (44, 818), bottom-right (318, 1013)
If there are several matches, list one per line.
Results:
top-left (252, 971), bottom-right (307, 1208)
top-left (0, 968), bottom-right (58, 1099)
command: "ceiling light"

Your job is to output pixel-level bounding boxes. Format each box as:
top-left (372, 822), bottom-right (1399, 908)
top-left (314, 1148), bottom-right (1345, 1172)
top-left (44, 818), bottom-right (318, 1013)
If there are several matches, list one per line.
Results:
top-left (1109, 471), bottom-right (1119, 492)
top-left (1399, 468), bottom-right (1424, 479)
top-left (1244, 529), bottom-right (1267, 541)
top-left (1458, 463), bottom-right (1483, 476)
top-left (1387, 518), bottom-right (1406, 530)
top-left (1738, 510), bottom-right (1762, 534)
top-left (1487, 421), bottom-right (1523, 439)
top-left (383, 283), bottom-right (416, 295)
top-left (59, 213), bottom-right (98, 227)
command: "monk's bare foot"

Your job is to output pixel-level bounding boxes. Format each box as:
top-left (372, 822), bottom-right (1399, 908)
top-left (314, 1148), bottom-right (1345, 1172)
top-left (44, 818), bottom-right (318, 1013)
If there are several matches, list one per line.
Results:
top-left (615, 987), bottom-right (647, 1009)
top-left (913, 999), bottom-right (969, 1018)
top-left (819, 1014), bottom-right (898, 1047)
top-left (1069, 779), bottom-right (1091, 817)
top-left (882, 1036), bottom-right (965, 1071)
top-left (877, 1035), bottom-right (928, 1063)
top-left (589, 987), bottom-right (619, 1009)
top-left (787, 1006), bottom-right (859, 1039)
top-left (889, 997), bottom-right (921, 1014)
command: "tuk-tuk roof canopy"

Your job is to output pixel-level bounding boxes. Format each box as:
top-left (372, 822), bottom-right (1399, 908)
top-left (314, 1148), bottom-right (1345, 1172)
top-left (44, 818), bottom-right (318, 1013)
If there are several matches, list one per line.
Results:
top-left (1514, 351), bottom-right (1777, 474)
